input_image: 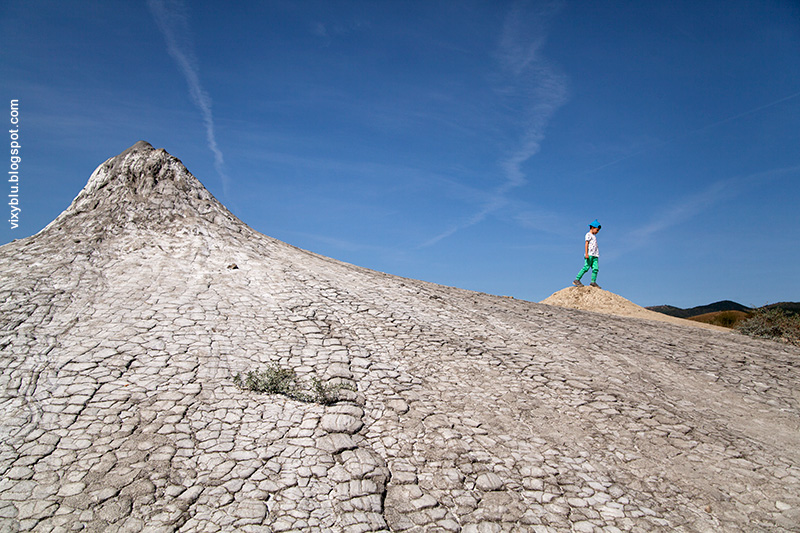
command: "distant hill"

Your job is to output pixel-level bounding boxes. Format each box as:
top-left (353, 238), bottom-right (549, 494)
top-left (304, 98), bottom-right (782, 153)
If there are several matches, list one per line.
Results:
top-left (648, 300), bottom-right (800, 319)
top-left (647, 300), bottom-right (751, 318)
top-left (646, 304), bottom-right (687, 318)
top-left (764, 302), bottom-right (800, 316)
top-left (688, 310), bottom-right (750, 329)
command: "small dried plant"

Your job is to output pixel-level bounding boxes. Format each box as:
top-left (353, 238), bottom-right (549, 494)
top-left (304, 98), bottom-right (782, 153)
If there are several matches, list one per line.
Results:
top-left (234, 365), bottom-right (355, 405)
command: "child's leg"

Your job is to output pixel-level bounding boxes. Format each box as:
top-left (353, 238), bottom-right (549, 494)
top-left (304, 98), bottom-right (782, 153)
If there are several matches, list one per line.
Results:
top-left (590, 256), bottom-right (599, 282)
top-left (576, 258), bottom-right (592, 281)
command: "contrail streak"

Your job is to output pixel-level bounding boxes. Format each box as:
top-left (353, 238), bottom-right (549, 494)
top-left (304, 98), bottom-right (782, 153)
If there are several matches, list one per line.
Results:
top-left (147, 0), bottom-right (230, 196)
top-left (422, 1), bottom-right (567, 247)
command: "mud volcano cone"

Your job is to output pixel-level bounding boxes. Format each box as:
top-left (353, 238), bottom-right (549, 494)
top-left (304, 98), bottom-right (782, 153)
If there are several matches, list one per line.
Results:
top-left (1, 142), bottom-right (798, 531)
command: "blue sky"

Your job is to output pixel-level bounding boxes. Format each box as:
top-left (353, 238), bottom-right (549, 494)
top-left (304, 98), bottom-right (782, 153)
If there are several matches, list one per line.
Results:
top-left (2, 0), bottom-right (798, 308)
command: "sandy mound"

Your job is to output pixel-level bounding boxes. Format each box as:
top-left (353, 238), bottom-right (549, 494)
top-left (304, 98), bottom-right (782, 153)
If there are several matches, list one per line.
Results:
top-left (541, 286), bottom-right (730, 332)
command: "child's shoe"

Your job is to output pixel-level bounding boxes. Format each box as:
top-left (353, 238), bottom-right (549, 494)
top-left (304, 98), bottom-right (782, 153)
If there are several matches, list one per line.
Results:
top-left (573, 280), bottom-right (583, 287)
top-left (590, 282), bottom-right (601, 288)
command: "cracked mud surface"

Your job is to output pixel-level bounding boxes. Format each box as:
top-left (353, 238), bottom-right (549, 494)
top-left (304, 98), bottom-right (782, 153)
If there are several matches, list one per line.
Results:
top-left (1, 142), bottom-right (798, 532)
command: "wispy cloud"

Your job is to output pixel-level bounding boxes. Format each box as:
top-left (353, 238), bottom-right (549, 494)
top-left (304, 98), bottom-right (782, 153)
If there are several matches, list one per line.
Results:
top-left (585, 90), bottom-right (800, 175)
top-left (311, 19), bottom-right (370, 44)
top-left (290, 230), bottom-right (402, 258)
top-left (625, 181), bottom-right (730, 250)
top-left (613, 164), bottom-right (800, 259)
top-left (147, 0), bottom-right (230, 195)
top-left (422, 1), bottom-right (568, 247)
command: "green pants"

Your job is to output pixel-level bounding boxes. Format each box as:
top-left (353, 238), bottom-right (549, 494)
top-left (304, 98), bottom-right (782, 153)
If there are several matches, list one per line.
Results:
top-left (576, 256), bottom-right (599, 283)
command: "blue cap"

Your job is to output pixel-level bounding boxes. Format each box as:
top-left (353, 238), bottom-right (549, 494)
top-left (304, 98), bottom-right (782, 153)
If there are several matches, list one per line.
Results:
top-left (588, 219), bottom-right (601, 229)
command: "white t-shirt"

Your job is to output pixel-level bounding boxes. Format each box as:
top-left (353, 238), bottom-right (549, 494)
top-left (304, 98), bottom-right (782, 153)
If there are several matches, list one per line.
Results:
top-left (585, 231), bottom-right (599, 257)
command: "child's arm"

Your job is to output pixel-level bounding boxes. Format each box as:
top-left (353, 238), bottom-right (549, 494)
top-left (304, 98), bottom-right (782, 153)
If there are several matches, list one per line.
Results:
top-left (584, 239), bottom-right (589, 259)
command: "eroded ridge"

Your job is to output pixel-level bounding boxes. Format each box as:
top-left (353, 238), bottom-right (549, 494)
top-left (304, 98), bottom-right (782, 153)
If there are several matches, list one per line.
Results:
top-left (1, 142), bottom-right (798, 532)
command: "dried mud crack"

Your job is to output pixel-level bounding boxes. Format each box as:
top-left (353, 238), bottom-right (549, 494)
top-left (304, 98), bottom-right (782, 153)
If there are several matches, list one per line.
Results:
top-left (1, 142), bottom-right (798, 532)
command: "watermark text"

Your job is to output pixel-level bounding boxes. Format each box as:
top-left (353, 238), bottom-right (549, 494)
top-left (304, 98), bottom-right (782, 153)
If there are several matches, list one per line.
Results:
top-left (9, 100), bottom-right (20, 229)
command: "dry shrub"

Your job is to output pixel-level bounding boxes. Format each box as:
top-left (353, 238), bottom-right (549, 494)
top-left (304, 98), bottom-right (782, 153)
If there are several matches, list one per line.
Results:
top-left (736, 308), bottom-right (800, 345)
top-left (233, 365), bottom-right (353, 405)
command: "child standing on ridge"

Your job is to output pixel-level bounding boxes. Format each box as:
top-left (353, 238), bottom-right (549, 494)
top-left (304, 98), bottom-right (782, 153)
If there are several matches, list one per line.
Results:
top-left (574, 220), bottom-right (601, 288)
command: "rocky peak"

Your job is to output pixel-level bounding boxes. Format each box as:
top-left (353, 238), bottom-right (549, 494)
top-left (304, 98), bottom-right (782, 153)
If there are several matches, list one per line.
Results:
top-left (40, 141), bottom-right (243, 239)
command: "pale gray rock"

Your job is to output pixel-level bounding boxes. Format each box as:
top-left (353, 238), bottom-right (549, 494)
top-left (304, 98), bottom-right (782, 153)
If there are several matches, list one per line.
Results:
top-left (1, 142), bottom-right (799, 531)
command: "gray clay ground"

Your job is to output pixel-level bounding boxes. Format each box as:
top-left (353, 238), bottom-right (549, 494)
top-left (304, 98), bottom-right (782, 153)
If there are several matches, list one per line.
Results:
top-left (1, 142), bottom-right (798, 532)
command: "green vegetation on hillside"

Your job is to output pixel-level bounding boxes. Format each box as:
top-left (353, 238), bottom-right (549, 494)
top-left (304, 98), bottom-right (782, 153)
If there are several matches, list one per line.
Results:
top-left (736, 307), bottom-right (800, 345)
top-left (689, 310), bottom-right (750, 328)
top-left (234, 365), bottom-right (354, 405)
